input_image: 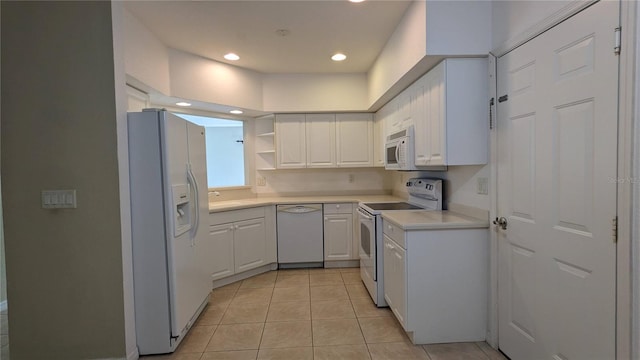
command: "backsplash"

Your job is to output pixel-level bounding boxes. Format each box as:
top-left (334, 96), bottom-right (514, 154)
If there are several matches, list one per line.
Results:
top-left (255, 168), bottom-right (393, 196)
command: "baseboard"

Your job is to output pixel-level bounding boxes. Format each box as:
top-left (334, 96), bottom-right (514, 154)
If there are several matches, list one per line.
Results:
top-left (211, 263), bottom-right (277, 289)
top-left (126, 348), bottom-right (139, 360)
top-left (324, 260), bottom-right (359, 268)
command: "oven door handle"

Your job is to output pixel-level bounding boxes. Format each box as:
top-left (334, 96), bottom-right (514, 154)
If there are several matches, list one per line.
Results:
top-left (357, 208), bottom-right (374, 221)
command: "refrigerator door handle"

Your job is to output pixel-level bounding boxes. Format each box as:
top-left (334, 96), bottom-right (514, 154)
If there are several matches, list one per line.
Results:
top-left (186, 164), bottom-right (200, 245)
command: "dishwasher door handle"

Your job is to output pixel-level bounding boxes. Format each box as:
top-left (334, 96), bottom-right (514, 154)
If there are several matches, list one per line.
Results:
top-left (277, 205), bottom-right (322, 214)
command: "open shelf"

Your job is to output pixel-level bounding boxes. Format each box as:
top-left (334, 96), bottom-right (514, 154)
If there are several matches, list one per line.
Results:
top-left (255, 115), bottom-right (276, 171)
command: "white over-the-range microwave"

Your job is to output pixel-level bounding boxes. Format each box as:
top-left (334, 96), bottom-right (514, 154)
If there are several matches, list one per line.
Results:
top-left (385, 125), bottom-right (417, 170)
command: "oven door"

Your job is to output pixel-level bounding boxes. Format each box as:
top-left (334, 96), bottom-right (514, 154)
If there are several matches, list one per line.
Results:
top-left (357, 207), bottom-right (377, 285)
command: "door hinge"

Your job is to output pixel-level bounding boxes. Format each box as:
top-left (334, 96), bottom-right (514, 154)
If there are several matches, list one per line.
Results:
top-left (489, 97), bottom-right (495, 129)
top-left (612, 216), bottom-right (618, 243)
top-left (614, 27), bottom-right (621, 55)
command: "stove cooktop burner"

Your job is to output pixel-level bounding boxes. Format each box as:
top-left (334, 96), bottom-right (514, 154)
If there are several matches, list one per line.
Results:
top-left (363, 202), bottom-right (423, 211)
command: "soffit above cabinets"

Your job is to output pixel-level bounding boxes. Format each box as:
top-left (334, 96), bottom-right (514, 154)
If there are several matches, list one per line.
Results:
top-left (123, 0), bottom-right (412, 74)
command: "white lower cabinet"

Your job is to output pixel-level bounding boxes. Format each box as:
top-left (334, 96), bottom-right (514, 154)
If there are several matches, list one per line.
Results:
top-left (233, 218), bottom-right (267, 273)
top-left (324, 214), bottom-right (353, 260)
top-left (382, 218), bottom-right (488, 344)
top-left (209, 223), bottom-right (235, 280)
top-left (209, 207), bottom-right (276, 281)
top-left (323, 203), bottom-right (354, 261)
top-left (383, 234), bottom-right (406, 326)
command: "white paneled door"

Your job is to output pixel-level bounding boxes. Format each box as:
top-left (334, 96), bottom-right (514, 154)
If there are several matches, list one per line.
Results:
top-left (496, 2), bottom-right (619, 360)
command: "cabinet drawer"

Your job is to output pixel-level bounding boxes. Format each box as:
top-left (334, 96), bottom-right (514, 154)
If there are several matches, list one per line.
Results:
top-left (382, 219), bottom-right (405, 249)
top-left (210, 207), bottom-right (265, 226)
top-left (323, 203), bottom-right (353, 214)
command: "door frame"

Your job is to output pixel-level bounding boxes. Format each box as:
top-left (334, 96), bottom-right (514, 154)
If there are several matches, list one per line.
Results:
top-left (487, 1), bottom-right (637, 358)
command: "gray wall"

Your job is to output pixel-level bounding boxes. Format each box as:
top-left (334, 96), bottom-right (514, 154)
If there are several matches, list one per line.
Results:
top-left (1, 2), bottom-right (126, 359)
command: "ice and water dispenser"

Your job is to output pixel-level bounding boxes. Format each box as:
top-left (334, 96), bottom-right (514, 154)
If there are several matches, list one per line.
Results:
top-left (172, 183), bottom-right (192, 236)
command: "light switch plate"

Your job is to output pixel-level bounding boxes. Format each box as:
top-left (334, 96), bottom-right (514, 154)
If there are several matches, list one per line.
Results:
top-left (476, 178), bottom-right (489, 195)
top-left (42, 190), bottom-right (77, 209)
top-left (256, 176), bottom-right (266, 187)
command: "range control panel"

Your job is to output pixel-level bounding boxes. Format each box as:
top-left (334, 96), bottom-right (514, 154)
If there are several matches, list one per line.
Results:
top-left (406, 178), bottom-right (442, 200)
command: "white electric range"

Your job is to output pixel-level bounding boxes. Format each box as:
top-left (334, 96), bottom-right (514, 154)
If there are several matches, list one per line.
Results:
top-left (357, 178), bottom-right (443, 307)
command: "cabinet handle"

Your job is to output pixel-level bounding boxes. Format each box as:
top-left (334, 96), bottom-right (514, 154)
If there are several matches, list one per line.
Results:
top-left (336, 204), bottom-right (340, 209)
top-left (388, 225), bottom-right (393, 231)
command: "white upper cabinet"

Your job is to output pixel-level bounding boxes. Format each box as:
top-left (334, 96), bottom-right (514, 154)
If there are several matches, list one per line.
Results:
top-left (373, 110), bottom-right (387, 167)
top-left (336, 113), bottom-right (374, 167)
top-left (275, 113), bottom-right (373, 169)
top-left (275, 114), bottom-right (307, 168)
top-left (375, 58), bottom-right (488, 168)
top-left (306, 114), bottom-right (336, 168)
top-left (414, 58), bottom-right (488, 166)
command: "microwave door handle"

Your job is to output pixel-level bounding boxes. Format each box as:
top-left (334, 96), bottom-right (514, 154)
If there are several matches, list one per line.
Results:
top-left (395, 143), bottom-right (400, 164)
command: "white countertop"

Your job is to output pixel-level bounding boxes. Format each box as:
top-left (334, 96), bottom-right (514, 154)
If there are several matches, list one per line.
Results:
top-left (381, 209), bottom-right (490, 230)
top-left (209, 195), bottom-right (404, 213)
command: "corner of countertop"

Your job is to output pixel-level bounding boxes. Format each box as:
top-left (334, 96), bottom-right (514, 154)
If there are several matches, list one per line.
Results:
top-left (447, 203), bottom-right (489, 221)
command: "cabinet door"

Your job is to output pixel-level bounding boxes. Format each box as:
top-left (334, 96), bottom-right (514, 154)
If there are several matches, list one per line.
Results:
top-left (393, 242), bottom-right (407, 328)
top-left (427, 62), bottom-right (446, 165)
top-left (324, 213), bottom-right (353, 260)
top-left (373, 111), bottom-right (386, 167)
top-left (397, 87), bottom-right (413, 129)
top-left (383, 235), bottom-right (407, 327)
top-left (383, 235), bottom-right (396, 308)
top-left (336, 113), bottom-right (373, 167)
top-left (209, 223), bottom-right (235, 281)
top-left (413, 74), bottom-right (430, 166)
top-left (306, 114), bottom-right (336, 168)
top-left (234, 218), bottom-right (267, 273)
top-left (276, 114), bottom-right (306, 168)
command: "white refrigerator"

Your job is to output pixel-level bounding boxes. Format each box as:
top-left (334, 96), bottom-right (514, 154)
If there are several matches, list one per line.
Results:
top-left (128, 109), bottom-right (211, 355)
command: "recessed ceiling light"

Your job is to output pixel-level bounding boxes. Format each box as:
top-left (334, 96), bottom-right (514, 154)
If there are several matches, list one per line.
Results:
top-left (176, 102), bottom-right (192, 107)
top-left (224, 53), bottom-right (240, 61)
top-left (331, 53), bottom-right (347, 61)
top-left (349, 0), bottom-right (366, 2)
top-left (230, 110), bottom-right (243, 114)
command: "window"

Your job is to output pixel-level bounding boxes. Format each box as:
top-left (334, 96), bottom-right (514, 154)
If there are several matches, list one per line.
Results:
top-left (175, 113), bottom-right (245, 188)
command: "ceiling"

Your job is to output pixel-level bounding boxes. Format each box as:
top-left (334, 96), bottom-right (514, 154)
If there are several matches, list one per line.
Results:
top-left (123, 0), bottom-right (412, 74)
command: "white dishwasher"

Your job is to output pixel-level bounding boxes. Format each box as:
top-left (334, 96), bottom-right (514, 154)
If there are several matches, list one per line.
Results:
top-left (277, 204), bottom-right (324, 268)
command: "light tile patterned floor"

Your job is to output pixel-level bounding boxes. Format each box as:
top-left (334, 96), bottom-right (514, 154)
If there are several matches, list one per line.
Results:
top-left (140, 268), bottom-right (508, 360)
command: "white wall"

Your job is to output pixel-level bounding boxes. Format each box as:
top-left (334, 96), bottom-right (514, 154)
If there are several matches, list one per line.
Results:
top-left (367, 0), bottom-right (426, 107)
top-left (263, 73), bottom-right (369, 112)
top-left (255, 168), bottom-right (393, 196)
top-left (425, 0), bottom-right (492, 55)
top-left (1, 2), bottom-right (127, 358)
top-left (112, 3), bottom-right (138, 359)
top-left (169, 49), bottom-right (264, 110)
top-left (123, 8), bottom-right (171, 95)
top-left (491, 0), bottom-right (573, 50)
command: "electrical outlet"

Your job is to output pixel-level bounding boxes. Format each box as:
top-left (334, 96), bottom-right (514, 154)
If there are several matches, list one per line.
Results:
top-left (348, 174), bottom-right (355, 183)
top-left (256, 176), bottom-right (266, 186)
top-left (477, 177), bottom-right (489, 195)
